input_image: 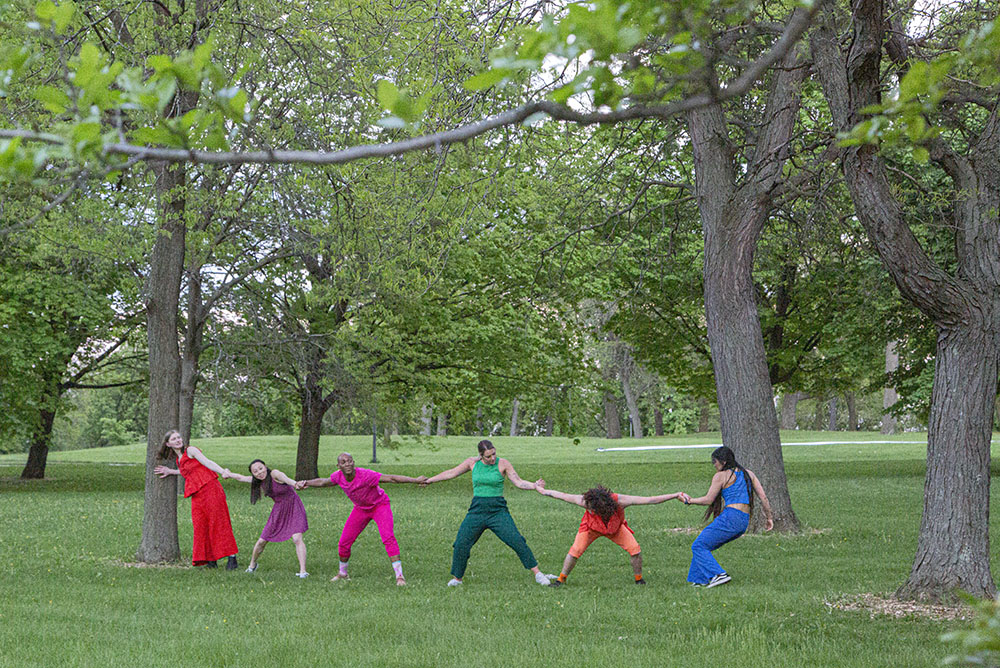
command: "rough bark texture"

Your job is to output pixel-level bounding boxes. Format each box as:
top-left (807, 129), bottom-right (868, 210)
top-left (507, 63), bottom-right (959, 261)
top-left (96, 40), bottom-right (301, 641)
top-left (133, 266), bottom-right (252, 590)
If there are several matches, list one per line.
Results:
top-left (654, 408), bottom-right (664, 436)
top-left (21, 407), bottom-right (55, 479)
top-left (136, 160), bottom-right (187, 563)
top-left (845, 392), bottom-right (858, 431)
top-left (544, 416), bottom-right (554, 437)
top-left (827, 397), bottom-right (838, 431)
top-left (620, 363), bottom-right (643, 438)
top-left (813, 4), bottom-right (999, 599)
top-left (509, 399), bottom-right (520, 437)
top-left (603, 392), bottom-right (622, 439)
top-left (688, 28), bottom-right (807, 533)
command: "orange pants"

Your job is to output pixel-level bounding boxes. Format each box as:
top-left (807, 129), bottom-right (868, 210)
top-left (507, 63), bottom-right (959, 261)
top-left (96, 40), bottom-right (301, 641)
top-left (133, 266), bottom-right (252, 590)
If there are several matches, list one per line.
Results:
top-left (568, 525), bottom-right (641, 558)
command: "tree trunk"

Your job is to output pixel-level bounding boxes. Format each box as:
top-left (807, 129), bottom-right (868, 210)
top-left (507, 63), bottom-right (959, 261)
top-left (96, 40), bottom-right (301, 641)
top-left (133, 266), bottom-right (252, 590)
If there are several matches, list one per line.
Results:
top-left (136, 159), bottom-right (187, 564)
top-left (698, 397), bottom-right (710, 432)
top-left (420, 404), bottom-right (432, 436)
top-left (544, 415), bottom-right (554, 437)
top-left (509, 398), bottom-right (520, 437)
top-left (779, 391), bottom-right (802, 430)
top-left (621, 362), bottom-right (644, 438)
top-left (603, 392), bottom-right (622, 439)
top-left (295, 393), bottom-right (324, 481)
top-left (845, 392), bottom-right (858, 431)
top-left (476, 407), bottom-right (483, 436)
top-left (21, 407), bottom-right (56, 479)
top-left (687, 30), bottom-right (805, 533)
top-left (654, 408), bottom-right (664, 436)
top-left (811, 398), bottom-right (825, 431)
top-left (436, 413), bottom-right (448, 437)
top-left (882, 340), bottom-right (900, 435)
top-left (827, 396), bottom-right (838, 431)
top-left (896, 329), bottom-right (997, 600)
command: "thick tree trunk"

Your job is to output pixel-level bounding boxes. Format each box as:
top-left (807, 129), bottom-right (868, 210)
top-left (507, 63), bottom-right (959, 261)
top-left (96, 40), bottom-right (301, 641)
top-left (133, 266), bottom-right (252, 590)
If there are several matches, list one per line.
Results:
top-left (544, 415), bottom-right (554, 437)
top-left (21, 407), bottom-right (56, 479)
top-left (295, 398), bottom-right (324, 481)
top-left (509, 399), bottom-right (520, 437)
top-left (779, 391), bottom-right (802, 430)
top-left (827, 396), bottom-right (838, 431)
top-left (882, 340), bottom-right (900, 434)
top-left (603, 392), bottom-right (622, 439)
top-left (436, 414), bottom-right (448, 437)
top-left (845, 392), bottom-right (858, 431)
top-left (178, 274), bottom-right (204, 444)
top-left (654, 408), bottom-right (664, 436)
top-left (137, 160), bottom-right (187, 564)
top-left (896, 329), bottom-right (997, 600)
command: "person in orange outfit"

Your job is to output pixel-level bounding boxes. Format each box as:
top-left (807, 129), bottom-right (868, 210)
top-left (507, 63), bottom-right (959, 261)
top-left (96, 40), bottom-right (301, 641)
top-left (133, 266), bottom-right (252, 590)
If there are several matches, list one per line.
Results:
top-left (154, 430), bottom-right (239, 569)
top-left (536, 482), bottom-right (683, 586)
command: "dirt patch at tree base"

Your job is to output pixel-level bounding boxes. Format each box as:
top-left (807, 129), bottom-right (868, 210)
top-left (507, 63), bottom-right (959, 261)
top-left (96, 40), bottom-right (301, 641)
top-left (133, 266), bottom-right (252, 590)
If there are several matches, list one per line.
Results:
top-left (827, 593), bottom-right (971, 621)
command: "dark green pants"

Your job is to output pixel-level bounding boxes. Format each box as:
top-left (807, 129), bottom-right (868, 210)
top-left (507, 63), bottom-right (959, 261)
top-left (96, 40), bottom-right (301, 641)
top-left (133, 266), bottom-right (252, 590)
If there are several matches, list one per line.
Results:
top-left (451, 496), bottom-right (537, 578)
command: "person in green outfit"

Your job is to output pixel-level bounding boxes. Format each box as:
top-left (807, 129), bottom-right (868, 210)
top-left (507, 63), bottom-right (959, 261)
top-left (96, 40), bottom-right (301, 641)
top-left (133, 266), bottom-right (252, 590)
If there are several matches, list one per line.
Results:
top-left (422, 439), bottom-right (553, 587)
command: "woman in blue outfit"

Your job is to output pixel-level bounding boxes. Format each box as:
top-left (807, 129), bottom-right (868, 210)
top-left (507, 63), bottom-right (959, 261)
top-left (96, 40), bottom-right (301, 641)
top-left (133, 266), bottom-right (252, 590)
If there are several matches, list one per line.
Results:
top-left (679, 446), bottom-right (773, 587)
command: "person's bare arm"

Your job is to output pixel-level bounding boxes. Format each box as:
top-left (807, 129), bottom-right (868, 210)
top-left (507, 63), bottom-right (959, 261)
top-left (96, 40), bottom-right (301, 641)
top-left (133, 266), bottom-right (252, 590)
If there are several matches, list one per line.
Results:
top-left (616, 492), bottom-right (683, 507)
top-left (683, 472), bottom-right (727, 506)
top-left (423, 458), bottom-right (475, 484)
top-left (498, 458), bottom-right (538, 491)
top-left (534, 481), bottom-right (585, 507)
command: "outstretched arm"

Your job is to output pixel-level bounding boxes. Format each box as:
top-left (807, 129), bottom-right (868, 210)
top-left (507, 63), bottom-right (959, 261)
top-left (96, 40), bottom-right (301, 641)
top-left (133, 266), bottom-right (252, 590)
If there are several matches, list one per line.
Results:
top-left (749, 471), bottom-right (774, 530)
top-left (683, 472), bottom-right (726, 507)
top-left (271, 470), bottom-right (297, 487)
top-left (534, 481), bottom-right (585, 507)
top-left (423, 458), bottom-right (475, 484)
top-left (295, 477), bottom-right (336, 490)
top-left (498, 458), bottom-right (539, 491)
top-left (380, 474), bottom-right (429, 484)
top-left (616, 492), bottom-right (683, 507)
top-left (186, 446), bottom-right (227, 476)
top-left (223, 470), bottom-right (253, 483)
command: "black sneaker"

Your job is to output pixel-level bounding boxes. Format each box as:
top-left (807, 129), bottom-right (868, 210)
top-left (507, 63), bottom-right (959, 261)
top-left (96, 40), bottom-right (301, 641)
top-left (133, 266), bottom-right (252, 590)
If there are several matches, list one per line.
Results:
top-left (549, 579), bottom-right (564, 588)
top-left (635, 578), bottom-right (646, 585)
top-left (706, 573), bottom-right (732, 588)
top-left (225, 556), bottom-right (239, 571)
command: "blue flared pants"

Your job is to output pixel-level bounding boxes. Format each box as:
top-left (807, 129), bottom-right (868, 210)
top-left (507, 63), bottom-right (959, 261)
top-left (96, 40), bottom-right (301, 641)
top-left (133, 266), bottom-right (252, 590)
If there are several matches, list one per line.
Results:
top-left (687, 507), bottom-right (749, 584)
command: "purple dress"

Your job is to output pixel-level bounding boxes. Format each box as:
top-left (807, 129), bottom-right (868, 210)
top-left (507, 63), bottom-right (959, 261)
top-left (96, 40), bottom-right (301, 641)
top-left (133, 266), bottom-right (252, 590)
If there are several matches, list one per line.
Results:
top-left (260, 480), bottom-right (308, 542)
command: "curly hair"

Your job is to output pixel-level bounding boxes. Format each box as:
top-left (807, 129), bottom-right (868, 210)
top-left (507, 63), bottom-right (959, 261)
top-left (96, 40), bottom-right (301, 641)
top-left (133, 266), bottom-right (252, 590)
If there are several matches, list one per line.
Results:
top-left (582, 485), bottom-right (619, 523)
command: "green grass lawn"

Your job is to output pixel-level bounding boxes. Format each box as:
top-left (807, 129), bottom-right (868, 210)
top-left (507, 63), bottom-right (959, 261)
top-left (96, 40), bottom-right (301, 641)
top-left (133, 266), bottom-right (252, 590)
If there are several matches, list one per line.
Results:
top-left (0, 432), bottom-right (990, 667)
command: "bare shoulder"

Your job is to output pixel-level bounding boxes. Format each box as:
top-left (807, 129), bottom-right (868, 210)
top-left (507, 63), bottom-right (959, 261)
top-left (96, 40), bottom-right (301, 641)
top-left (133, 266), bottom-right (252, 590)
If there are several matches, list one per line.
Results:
top-left (185, 445), bottom-right (203, 457)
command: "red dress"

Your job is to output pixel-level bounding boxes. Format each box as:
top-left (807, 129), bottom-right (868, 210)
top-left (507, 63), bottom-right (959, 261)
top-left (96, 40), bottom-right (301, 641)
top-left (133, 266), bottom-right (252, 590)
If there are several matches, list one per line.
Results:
top-left (178, 452), bottom-right (238, 564)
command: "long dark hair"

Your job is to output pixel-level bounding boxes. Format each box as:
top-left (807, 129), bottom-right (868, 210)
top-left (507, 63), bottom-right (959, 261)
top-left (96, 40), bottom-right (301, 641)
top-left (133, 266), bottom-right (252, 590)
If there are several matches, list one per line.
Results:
top-left (583, 485), bottom-right (620, 524)
top-left (249, 459), bottom-right (273, 505)
top-left (156, 429), bottom-right (185, 461)
top-left (705, 446), bottom-right (754, 521)
top-left (477, 439), bottom-right (494, 455)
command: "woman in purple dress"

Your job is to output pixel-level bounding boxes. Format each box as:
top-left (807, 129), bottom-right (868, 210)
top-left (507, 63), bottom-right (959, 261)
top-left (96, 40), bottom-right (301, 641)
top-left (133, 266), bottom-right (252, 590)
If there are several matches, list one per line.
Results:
top-left (224, 459), bottom-right (309, 577)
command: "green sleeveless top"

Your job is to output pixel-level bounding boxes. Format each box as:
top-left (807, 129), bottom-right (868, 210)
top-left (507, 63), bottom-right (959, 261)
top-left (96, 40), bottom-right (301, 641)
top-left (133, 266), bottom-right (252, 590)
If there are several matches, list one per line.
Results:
top-left (472, 459), bottom-right (505, 497)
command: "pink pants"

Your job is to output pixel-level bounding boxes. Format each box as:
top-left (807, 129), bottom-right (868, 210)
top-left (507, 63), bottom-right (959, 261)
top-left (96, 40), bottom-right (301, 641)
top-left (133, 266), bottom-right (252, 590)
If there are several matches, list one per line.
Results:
top-left (338, 502), bottom-right (399, 560)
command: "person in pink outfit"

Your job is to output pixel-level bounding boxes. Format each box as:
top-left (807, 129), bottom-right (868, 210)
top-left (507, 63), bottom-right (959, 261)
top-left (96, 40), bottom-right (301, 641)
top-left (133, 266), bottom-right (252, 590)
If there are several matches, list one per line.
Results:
top-left (296, 453), bottom-right (426, 585)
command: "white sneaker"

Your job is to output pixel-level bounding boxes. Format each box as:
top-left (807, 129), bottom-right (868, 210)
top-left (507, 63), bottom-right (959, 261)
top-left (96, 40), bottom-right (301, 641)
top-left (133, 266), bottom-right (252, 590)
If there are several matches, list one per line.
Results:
top-left (245, 564), bottom-right (257, 573)
top-left (534, 572), bottom-right (551, 586)
top-left (296, 572), bottom-right (309, 578)
top-left (447, 578), bottom-right (462, 587)
top-left (706, 573), bottom-right (732, 588)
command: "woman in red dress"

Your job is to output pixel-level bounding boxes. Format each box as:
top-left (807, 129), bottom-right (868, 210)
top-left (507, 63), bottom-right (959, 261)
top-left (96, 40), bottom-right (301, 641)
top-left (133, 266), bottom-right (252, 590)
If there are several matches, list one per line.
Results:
top-left (154, 430), bottom-right (239, 569)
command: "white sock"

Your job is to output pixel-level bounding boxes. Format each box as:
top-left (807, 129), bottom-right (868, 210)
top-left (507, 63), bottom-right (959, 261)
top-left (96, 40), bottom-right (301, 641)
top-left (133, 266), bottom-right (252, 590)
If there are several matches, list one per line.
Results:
top-left (391, 560), bottom-right (403, 578)
top-left (339, 561), bottom-right (349, 576)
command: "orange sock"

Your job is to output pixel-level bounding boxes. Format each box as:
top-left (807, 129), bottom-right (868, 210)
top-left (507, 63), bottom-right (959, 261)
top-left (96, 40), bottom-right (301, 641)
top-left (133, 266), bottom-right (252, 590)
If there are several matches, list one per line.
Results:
top-left (635, 574), bottom-right (643, 582)
top-left (557, 573), bottom-right (567, 583)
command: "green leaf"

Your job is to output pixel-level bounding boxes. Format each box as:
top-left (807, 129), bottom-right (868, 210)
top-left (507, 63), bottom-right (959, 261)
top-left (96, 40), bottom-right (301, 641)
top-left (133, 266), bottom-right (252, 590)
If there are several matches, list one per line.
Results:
top-left (53, 1), bottom-right (75, 33)
top-left (464, 68), bottom-right (510, 91)
top-left (898, 61), bottom-right (929, 102)
top-left (34, 0), bottom-right (56, 21)
top-left (376, 79), bottom-right (399, 112)
top-left (912, 146), bottom-right (929, 164)
top-left (33, 85), bottom-right (70, 113)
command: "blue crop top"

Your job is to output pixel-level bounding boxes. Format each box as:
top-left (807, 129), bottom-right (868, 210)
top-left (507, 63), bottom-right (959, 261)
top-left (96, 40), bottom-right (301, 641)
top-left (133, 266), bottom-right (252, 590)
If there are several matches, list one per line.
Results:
top-left (720, 469), bottom-right (751, 505)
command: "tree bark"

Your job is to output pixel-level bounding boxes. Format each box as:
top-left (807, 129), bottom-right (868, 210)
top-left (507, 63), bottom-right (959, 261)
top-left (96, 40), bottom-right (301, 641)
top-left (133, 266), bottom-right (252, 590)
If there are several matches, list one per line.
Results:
top-left (420, 404), bottom-right (432, 436)
top-left (698, 397), bottom-right (710, 432)
top-left (621, 361), bottom-right (644, 438)
top-left (603, 391), bottom-right (622, 439)
top-left (21, 407), bottom-right (55, 479)
top-left (136, 159), bottom-right (187, 564)
top-left (813, 4), bottom-right (1000, 598)
top-left (827, 396), bottom-right (838, 431)
top-left (845, 392), bottom-right (858, 431)
top-left (544, 415), bottom-right (554, 437)
top-left (688, 29), bottom-right (807, 532)
top-left (779, 391), bottom-right (802, 430)
top-left (436, 413), bottom-right (448, 437)
top-left (295, 390), bottom-right (325, 481)
top-left (509, 398), bottom-right (520, 437)
top-left (882, 340), bottom-right (900, 435)
top-left (811, 398), bottom-right (825, 431)
top-left (654, 407), bottom-right (664, 436)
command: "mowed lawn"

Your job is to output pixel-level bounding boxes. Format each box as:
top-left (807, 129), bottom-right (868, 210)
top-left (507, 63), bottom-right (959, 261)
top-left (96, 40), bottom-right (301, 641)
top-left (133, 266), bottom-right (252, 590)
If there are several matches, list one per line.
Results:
top-left (0, 432), bottom-right (992, 667)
